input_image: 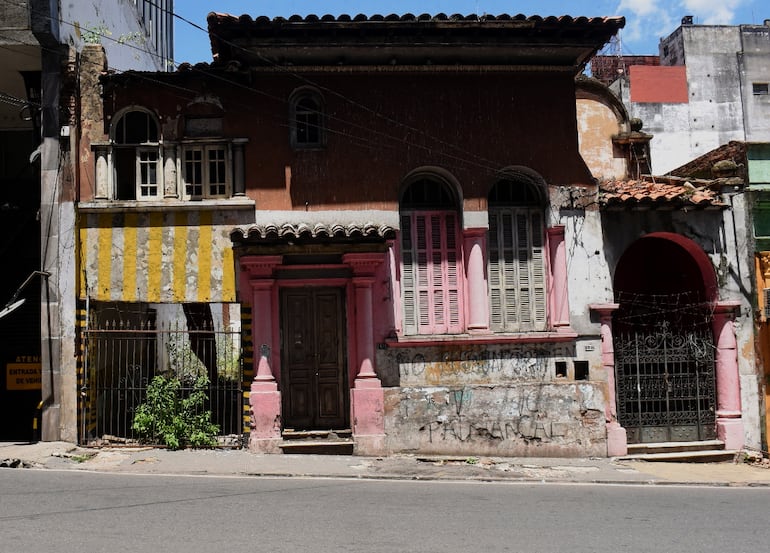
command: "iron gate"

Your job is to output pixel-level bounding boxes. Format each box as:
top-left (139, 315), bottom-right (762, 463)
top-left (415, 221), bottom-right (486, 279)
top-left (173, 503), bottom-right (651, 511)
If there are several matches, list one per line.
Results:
top-left (81, 317), bottom-right (243, 446)
top-left (614, 322), bottom-right (716, 443)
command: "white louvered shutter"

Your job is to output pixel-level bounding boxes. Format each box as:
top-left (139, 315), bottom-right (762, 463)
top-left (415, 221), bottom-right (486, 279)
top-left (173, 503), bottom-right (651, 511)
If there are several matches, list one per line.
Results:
top-left (489, 208), bottom-right (547, 331)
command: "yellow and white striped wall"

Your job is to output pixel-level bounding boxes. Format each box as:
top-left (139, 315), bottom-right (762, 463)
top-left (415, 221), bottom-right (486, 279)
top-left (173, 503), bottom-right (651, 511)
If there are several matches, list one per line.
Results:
top-left (78, 210), bottom-right (240, 303)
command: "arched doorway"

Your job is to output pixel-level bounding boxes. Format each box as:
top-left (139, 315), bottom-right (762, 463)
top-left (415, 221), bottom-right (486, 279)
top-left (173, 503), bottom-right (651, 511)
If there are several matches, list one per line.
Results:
top-left (613, 233), bottom-right (718, 443)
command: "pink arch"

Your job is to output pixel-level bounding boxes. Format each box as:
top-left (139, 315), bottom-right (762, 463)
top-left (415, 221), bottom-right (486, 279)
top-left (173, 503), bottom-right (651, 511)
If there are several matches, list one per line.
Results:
top-left (641, 232), bottom-right (718, 302)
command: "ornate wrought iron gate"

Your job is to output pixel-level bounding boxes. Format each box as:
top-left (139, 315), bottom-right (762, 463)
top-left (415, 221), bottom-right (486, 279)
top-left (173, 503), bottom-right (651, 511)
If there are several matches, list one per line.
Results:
top-left (614, 323), bottom-right (716, 443)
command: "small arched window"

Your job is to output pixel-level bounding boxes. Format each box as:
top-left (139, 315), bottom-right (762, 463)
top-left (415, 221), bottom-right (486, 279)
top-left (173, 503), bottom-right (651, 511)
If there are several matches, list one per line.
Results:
top-left (112, 109), bottom-right (161, 200)
top-left (400, 176), bottom-right (464, 335)
top-left (487, 177), bottom-right (547, 331)
top-left (289, 89), bottom-right (325, 148)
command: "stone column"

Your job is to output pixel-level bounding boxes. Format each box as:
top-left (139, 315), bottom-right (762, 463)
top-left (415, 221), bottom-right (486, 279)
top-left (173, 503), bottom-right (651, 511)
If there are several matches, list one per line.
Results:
top-left (548, 226), bottom-right (571, 330)
top-left (343, 252), bottom-right (386, 455)
top-left (463, 229), bottom-right (489, 330)
top-left (590, 303), bottom-right (626, 456)
top-left (92, 143), bottom-right (110, 200)
top-left (240, 256), bottom-right (282, 452)
top-left (162, 143), bottom-right (178, 198)
top-left (712, 300), bottom-right (744, 450)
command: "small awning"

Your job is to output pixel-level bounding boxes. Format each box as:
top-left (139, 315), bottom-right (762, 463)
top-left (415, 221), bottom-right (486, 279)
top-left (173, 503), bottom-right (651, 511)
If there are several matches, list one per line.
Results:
top-left (599, 177), bottom-right (727, 210)
top-left (231, 222), bottom-right (397, 243)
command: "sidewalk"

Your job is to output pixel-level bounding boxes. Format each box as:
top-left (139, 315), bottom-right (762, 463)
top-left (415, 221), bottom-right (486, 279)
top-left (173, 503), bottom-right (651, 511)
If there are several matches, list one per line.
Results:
top-left (2, 441), bottom-right (770, 486)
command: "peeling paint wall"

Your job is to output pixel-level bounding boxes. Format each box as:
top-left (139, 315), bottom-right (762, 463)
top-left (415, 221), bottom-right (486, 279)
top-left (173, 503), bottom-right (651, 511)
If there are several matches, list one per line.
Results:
top-left (78, 209), bottom-right (254, 303)
top-left (384, 383), bottom-right (607, 457)
top-left (576, 98), bottom-right (626, 181)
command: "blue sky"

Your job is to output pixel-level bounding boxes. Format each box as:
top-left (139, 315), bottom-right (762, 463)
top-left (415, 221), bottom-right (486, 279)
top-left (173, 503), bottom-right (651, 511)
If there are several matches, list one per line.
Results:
top-left (174, 1), bottom-right (767, 63)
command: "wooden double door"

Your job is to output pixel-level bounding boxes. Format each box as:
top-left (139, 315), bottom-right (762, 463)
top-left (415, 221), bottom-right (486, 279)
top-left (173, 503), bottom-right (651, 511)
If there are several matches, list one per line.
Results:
top-left (280, 287), bottom-right (349, 430)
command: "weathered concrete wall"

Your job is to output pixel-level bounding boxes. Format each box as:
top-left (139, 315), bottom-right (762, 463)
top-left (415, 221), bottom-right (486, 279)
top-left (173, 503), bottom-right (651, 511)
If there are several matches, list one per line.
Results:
top-left (383, 383), bottom-right (607, 457)
top-left (622, 24), bottom-right (750, 174)
top-left (739, 25), bottom-right (770, 142)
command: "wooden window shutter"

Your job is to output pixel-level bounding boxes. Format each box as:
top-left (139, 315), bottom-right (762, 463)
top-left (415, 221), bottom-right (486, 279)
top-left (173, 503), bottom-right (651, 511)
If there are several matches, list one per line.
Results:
top-left (488, 208), bottom-right (547, 332)
top-left (400, 211), bottom-right (463, 335)
top-left (400, 214), bottom-right (417, 335)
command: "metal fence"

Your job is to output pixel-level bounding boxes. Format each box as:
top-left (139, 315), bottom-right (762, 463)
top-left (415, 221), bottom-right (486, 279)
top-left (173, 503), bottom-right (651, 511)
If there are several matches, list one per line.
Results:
top-left (81, 318), bottom-right (243, 447)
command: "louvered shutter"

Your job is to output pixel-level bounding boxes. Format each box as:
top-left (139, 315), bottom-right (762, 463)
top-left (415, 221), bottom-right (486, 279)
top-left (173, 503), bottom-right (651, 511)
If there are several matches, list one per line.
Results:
top-left (488, 208), bottom-right (547, 331)
top-left (400, 214), bottom-right (417, 335)
top-left (401, 211), bottom-right (463, 335)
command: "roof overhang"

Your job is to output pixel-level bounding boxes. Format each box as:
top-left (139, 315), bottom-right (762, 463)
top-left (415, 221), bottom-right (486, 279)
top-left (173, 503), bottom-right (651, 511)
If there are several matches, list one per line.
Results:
top-left (207, 13), bottom-right (625, 72)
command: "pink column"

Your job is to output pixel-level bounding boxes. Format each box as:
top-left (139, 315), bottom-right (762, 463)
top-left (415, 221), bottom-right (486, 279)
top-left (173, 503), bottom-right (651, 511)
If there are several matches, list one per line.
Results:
top-left (463, 229), bottom-right (489, 330)
top-left (712, 301), bottom-right (744, 450)
top-left (590, 303), bottom-right (626, 456)
top-left (343, 253), bottom-right (386, 455)
top-left (240, 256), bottom-right (283, 453)
top-left (548, 226), bottom-right (571, 331)
top-left (353, 275), bottom-right (378, 382)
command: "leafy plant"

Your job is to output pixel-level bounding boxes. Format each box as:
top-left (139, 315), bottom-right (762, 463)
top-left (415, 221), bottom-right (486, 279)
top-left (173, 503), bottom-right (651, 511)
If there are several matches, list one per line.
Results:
top-left (132, 374), bottom-right (219, 450)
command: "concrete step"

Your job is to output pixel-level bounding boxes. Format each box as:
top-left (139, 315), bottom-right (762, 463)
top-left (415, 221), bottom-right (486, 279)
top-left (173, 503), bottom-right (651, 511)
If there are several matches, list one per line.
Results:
top-left (278, 440), bottom-right (354, 455)
top-left (618, 449), bottom-right (739, 463)
top-left (279, 429), bottom-right (354, 455)
top-left (627, 440), bottom-right (725, 455)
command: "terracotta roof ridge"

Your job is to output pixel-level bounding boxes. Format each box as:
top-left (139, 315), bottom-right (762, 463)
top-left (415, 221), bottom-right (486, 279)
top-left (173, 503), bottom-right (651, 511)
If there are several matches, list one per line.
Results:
top-left (207, 12), bottom-right (625, 27)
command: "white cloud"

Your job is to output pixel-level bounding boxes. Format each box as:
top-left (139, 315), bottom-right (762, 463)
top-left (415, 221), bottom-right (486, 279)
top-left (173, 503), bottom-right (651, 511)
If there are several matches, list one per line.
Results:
top-left (680, 0), bottom-right (745, 24)
top-left (615, 0), bottom-right (677, 52)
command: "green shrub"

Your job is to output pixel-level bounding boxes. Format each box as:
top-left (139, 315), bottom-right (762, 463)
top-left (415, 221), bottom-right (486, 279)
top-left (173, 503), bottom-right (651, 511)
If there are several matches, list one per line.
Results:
top-left (132, 374), bottom-right (219, 450)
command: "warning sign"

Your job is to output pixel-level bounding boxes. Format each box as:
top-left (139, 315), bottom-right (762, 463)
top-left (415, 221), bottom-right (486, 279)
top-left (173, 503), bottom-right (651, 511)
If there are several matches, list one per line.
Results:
top-left (6, 363), bottom-right (42, 390)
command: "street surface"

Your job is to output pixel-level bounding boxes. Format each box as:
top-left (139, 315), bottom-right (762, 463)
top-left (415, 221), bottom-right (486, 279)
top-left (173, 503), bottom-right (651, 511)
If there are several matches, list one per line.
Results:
top-left (1, 469), bottom-right (768, 552)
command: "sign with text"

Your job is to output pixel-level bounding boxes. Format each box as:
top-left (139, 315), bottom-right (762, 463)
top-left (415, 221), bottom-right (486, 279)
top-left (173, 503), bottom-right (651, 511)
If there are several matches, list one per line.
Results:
top-left (6, 362), bottom-right (42, 390)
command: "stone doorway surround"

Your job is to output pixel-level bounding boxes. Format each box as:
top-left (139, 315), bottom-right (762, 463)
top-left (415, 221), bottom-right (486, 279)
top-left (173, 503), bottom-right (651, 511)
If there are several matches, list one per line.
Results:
top-left (240, 253), bottom-right (387, 454)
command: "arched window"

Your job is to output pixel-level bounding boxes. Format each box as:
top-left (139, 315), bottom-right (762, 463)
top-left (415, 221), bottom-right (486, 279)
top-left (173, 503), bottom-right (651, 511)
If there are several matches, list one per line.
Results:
top-left (112, 109), bottom-right (161, 200)
top-left (289, 89), bottom-right (324, 148)
top-left (400, 176), bottom-right (464, 335)
top-left (487, 177), bottom-right (547, 331)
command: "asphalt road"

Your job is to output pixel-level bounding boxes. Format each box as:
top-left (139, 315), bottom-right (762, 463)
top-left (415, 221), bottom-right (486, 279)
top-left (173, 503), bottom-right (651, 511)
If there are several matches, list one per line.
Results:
top-left (1, 470), bottom-right (768, 552)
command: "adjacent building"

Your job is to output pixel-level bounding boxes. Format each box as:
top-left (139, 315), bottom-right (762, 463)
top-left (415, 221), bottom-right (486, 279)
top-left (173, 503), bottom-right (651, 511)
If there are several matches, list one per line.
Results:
top-left (0, 1), bottom-right (173, 441)
top-left (594, 17), bottom-right (770, 175)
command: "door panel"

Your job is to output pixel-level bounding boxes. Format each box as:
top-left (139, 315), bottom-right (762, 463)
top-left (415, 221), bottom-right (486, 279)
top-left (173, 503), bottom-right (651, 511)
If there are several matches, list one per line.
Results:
top-left (281, 288), bottom-right (347, 430)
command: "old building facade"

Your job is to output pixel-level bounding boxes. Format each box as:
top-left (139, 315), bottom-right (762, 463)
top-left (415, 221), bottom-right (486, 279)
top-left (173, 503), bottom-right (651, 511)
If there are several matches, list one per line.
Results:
top-left (61, 12), bottom-right (764, 456)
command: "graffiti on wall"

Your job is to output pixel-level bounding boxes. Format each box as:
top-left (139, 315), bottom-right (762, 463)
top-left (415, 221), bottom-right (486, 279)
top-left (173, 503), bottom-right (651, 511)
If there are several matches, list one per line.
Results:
top-left (386, 383), bottom-right (605, 451)
top-left (389, 343), bottom-right (576, 386)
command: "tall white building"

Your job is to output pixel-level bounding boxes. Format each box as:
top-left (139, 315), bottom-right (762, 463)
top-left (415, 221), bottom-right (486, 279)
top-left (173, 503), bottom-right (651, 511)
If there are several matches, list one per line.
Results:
top-left (604, 17), bottom-right (770, 175)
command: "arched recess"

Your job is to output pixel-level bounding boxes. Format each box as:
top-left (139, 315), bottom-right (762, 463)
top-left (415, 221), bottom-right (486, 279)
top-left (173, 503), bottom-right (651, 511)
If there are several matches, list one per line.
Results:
top-left (398, 167), bottom-right (464, 335)
top-left (612, 232), bottom-right (719, 444)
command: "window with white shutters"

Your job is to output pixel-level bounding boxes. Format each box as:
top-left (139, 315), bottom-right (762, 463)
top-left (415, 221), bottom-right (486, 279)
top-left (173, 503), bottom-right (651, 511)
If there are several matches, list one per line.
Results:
top-left (488, 180), bottom-right (547, 332)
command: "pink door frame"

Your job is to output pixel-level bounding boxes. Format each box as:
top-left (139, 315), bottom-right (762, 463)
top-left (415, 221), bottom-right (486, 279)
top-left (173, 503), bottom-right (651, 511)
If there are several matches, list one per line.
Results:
top-left (592, 232), bottom-right (744, 455)
top-left (239, 252), bottom-right (386, 454)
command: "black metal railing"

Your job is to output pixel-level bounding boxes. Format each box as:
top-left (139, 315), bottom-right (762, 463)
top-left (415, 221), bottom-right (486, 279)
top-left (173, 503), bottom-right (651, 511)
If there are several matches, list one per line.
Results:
top-left (81, 319), bottom-right (243, 447)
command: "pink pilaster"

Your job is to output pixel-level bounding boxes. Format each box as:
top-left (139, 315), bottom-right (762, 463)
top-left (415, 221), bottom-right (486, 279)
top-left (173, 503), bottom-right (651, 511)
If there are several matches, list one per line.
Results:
top-left (712, 301), bottom-right (744, 450)
top-left (589, 303), bottom-right (626, 456)
top-left (240, 256), bottom-right (283, 453)
top-left (343, 253), bottom-right (386, 455)
top-left (548, 226), bottom-right (571, 330)
top-left (463, 228), bottom-right (489, 330)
